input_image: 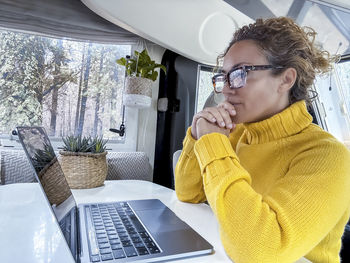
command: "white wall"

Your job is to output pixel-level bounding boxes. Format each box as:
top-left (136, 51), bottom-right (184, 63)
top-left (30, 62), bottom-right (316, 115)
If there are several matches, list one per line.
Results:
top-left (136, 44), bottom-right (166, 172)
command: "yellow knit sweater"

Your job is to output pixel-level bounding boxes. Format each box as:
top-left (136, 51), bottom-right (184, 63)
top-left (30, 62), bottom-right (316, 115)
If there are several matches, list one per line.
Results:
top-left (175, 101), bottom-right (350, 263)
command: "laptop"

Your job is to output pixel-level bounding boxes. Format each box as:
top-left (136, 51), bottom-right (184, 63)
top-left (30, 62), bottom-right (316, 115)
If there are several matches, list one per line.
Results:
top-left (16, 126), bottom-right (213, 263)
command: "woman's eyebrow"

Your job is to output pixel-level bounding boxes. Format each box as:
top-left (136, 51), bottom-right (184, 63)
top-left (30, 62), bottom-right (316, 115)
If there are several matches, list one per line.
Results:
top-left (222, 62), bottom-right (250, 73)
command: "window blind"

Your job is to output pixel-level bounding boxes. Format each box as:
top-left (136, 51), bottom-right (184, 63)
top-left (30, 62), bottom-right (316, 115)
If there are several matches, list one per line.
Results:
top-left (0, 0), bottom-right (141, 44)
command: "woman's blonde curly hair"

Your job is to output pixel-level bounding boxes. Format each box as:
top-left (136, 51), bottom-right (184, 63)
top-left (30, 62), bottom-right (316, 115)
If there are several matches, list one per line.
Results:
top-left (217, 17), bottom-right (337, 104)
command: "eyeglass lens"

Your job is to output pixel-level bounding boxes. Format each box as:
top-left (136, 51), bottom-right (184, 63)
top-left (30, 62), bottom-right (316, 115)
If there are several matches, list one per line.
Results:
top-left (213, 68), bottom-right (246, 92)
top-left (229, 68), bottom-right (246, 89)
top-left (213, 75), bottom-right (225, 92)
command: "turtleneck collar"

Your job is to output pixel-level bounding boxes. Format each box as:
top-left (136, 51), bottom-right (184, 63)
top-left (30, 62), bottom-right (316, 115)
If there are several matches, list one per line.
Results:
top-left (242, 100), bottom-right (313, 144)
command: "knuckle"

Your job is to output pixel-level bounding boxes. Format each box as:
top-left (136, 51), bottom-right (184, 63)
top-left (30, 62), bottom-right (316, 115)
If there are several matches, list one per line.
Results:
top-left (218, 101), bottom-right (228, 107)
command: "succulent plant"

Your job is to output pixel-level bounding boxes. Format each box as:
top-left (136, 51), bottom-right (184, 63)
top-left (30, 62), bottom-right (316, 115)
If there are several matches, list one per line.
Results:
top-left (62, 135), bottom-right (90, 152)
top-left (62, 135), bottom-right (108, 153)
top-left (32, 143), bottom-right (56, 172)
top-left (90, 136), bottom-right (108, 153)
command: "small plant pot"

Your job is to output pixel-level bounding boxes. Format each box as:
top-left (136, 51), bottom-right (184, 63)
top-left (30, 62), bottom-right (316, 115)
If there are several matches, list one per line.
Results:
top-left (59, 151), bottom-right (108, 189)
top-left (123, 76), bottom-right (152, 108)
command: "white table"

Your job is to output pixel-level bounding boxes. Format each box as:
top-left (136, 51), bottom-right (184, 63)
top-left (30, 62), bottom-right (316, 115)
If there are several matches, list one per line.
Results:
top-left (0, 180), bottom-right (310, 263)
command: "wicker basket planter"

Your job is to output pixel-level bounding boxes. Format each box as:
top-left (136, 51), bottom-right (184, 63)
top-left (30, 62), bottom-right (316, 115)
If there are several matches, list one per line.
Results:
top-left (123, 76), bottom-right (152, 108)
top-left (38, 156), bottom-right (71, 205)
top-left (59, 151), bottom-right (108, 189)
top-left (125, 76), bottom-right (152, 97)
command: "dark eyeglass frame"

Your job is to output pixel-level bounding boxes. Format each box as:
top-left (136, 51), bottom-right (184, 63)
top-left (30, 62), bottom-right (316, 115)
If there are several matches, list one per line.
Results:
top-left (212, 64), bottom-right (284, 93)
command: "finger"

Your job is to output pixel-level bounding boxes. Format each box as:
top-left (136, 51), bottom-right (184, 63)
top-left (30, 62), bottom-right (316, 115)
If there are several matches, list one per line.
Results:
top-left (196, 117), bottom-right (230, 139)
top-left (204, 107), bottom-right (233, 129)
top-left (203, 107), bottom-right (226, 128)
top-left (195, 110), bottom-right (217, 124)
top-left (217, 106), bottom-right (234, 129)
top-left (218, 101), bottom-right (236, 116)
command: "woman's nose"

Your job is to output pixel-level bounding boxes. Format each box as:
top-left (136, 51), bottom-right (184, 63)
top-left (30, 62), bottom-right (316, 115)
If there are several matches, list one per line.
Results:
top-left (222, 83), bottom-right (236, 96)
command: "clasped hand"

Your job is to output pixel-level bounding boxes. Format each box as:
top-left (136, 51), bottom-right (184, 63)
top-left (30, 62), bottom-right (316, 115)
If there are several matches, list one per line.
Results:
top-left (191, 102), bottom-right (237, 140)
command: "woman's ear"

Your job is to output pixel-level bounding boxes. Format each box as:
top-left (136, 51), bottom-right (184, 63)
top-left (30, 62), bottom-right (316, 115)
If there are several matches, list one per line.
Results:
top-left (279, 67), bottom-right (297, 92)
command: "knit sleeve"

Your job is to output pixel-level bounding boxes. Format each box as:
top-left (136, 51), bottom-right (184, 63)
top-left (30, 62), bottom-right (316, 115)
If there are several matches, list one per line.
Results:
top-left (175, 125), bottom-right (246, 203)
top-left (174, 127), bottom-right (206, 203)
top-left (194, 133), bottom-right (350, 263)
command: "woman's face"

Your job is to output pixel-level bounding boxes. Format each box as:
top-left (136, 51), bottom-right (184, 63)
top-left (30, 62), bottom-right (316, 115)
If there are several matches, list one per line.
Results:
top-left (222, 40), bottom-right (289, 124)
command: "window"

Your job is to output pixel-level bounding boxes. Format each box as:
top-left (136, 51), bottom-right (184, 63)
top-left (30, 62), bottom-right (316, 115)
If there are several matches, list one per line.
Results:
top-left (195, 65), bottom-right (225, 113)
top-left (0, 29), bottom-right (131, 144)
top-left (261, 0), bottom-right (294, 17)
top-left (196, 65), bottom-right (214, 113)
top-left (301, 4), bottom-right (349, 55)
top-left (336, 59), bottom-right (350, 116)
top-left (262, 0), bottom-right (349, 55)
top-left (313, 58), bottom-right (350, 144)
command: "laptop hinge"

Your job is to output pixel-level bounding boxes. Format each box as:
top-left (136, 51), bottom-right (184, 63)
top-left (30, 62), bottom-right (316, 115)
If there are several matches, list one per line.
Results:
top-left (76, 207), bottom-right (81, 263)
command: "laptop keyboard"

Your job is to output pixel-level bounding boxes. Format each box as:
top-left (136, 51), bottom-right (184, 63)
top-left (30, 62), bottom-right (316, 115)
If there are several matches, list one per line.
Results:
top-left (86, 202), bottom-right (161, 262)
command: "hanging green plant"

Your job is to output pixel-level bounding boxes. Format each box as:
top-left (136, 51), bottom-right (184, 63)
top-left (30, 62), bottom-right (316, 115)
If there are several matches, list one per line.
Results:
top-left (116, 49), bottom-right (166, 81)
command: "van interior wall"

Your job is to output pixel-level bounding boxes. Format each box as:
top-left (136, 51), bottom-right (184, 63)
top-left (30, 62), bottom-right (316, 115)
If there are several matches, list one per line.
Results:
top-left (172, 56), bottom-right (199, 153)
top-left (153, 51), bottom-right (198, 188)
top-left (136, 44), bottom-right (166, 172)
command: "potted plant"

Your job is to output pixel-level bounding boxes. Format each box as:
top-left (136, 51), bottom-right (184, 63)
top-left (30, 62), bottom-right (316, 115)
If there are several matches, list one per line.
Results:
top-left (59, 135), bottom-right (108, 189)
top-left (32, 143), bottom-right (71, 205)
top-left (117, 48), bottom-right (166, 108)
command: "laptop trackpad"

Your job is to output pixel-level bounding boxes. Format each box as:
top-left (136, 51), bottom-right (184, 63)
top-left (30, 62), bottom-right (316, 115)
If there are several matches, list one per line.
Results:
top-left (135, 208), bottom-right (191, 233)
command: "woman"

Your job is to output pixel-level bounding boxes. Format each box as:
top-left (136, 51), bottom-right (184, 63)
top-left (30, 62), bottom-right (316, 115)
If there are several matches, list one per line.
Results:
top-left (175, 17), bottom-right (350, 263)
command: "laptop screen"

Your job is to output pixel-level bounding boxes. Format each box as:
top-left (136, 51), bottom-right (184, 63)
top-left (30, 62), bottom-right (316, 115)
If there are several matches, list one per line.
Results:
top-left (16, 126), bottom-right (77, 222)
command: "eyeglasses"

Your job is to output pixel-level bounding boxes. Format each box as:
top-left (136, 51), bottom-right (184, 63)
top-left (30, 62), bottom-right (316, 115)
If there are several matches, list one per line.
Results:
top-left (212, 65), bottom-right (284, 93)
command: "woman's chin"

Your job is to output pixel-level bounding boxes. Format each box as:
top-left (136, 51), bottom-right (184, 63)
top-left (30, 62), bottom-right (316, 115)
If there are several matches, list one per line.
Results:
top-left (232, 115), bottom-right (244, 125)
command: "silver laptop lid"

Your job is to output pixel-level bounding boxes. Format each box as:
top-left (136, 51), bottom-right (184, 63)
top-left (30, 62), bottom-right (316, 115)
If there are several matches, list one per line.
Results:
top-left (17, 126), bottom-right (78, 259)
